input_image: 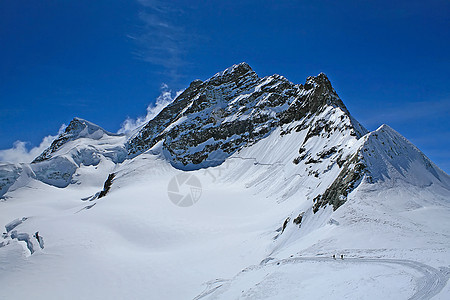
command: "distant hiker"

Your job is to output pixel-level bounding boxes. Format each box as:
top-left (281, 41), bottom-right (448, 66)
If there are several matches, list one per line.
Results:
top-left (340, 254), bottom-right (344, 260)
top-left (332, 254), bottom-right (336, 260)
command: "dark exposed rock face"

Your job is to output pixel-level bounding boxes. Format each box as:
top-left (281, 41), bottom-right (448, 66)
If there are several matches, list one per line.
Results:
top-left (293, 212), bottom-right (305, 226)
top-left (312, 153), bottom-right (367, 212)
top-left (126, 62), bottom-right (366, 170)
top-left (281, 217), bottom-right (291, 233)
top-left (98, 173), bottom-right (115, 199)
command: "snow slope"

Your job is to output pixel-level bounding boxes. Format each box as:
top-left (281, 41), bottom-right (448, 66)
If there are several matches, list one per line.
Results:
top-left (1, 144), bottom-right (449, 299)
top-left (1, 63), bottom-right (449, 299)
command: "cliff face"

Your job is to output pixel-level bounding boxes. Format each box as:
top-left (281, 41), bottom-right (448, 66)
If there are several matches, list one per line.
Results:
top-left (126, 62), bottom-right (366, 170)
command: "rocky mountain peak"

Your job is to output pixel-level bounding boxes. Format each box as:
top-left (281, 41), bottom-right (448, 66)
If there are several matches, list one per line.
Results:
top-left (299, 72), bottom-right (358, 128)
top-left (206, 62), bottom-right (258, 89)
top-left (33, 117), bottom-right (122, 163)
top-left (65, 118), bottom-right (106, 137)
top-left (306, 72), bottom-right (331, 85)
top-left (189, 79), bottom-right (203, 89)
top-left (304, 73), bottom-right (335, 97)
top-left (211, 62), bottom-right (254, 79)
top-left (126, 63), bottom-right (366, 170)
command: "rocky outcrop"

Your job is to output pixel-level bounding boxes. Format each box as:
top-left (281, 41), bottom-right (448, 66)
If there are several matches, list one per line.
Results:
top-left (126, 63), bottom-right (366, 170)
top-left (98, 173), bottom-right (115, 199)
top-left (312, 153), bottom-right (367, 212)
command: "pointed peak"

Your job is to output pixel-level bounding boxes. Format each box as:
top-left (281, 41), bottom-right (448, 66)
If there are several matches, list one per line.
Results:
top-left (305, 72), bottom-right (333, 91)
top-left (303, 72), bottom-right (338, 101)
top-left (234, 62), bottom-right (253, 71)
top-left (223, 62), bottom-right (253, 73)
top-left (366, 124), bottom-right (407, 146)
top-left (367, 124), bottom-right (401, 138)
top-left (210, 62), bottom-right (255, 80)
top-left (72, 116), bottom-right (87, 122)
top-left (65, 117), bottom-right (112, 137)
top-left (68, 117), bottom-right (95, 126)
top-left (376, 124), bottom-right (394, 132)
top-left (189, 79), bottom-right (203, 88)
top-left (370, 124), bottom-right (403, 140)
top-left (308, 72), bottom-right (329, 80)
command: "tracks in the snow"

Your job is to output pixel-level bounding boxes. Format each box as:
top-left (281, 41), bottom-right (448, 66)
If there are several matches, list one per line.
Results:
top-left (194, 256), bottom-right (450, 300)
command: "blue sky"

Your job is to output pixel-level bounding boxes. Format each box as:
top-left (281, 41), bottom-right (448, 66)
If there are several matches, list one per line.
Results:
top-left (0, 0), bottom-right (449, 172)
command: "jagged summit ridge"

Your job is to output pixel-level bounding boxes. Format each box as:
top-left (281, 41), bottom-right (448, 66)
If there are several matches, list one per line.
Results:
top-left (126, 63), bottom-right (366, 170)
top-left (211, 62), bottom-right (253, 76)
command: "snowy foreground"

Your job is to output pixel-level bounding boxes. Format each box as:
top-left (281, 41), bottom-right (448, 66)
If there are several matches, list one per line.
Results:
top-left (1, 141), bottom-right (449, 299)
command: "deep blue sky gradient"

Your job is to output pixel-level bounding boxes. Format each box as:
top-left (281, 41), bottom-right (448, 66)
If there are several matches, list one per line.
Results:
top-left (1, 0), bottom-right (449, 171)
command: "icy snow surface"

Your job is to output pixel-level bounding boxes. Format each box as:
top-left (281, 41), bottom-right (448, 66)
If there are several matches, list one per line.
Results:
top-left (1, 123), bottom-right (449, 299)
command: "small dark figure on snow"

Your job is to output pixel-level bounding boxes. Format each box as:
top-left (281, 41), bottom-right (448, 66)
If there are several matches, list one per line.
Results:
top-left (332, 254), bottom-right (336, 260)
top-left (340, 254), bottom-right (344, 260)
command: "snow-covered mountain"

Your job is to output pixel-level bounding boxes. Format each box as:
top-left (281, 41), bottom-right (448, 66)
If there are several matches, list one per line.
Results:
top-left (126, 62), bottom-right (366, 170)
top-left (1, 63), bottom-right (449, 299)
top-left (0, 118), bottom-right (126, 197)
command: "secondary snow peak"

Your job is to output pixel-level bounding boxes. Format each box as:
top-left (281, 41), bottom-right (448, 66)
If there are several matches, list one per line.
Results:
top-left (33, 117), bottom-right (123, 163)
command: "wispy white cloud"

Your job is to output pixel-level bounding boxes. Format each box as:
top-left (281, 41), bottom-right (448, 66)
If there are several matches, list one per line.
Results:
top-left (132, 0), bottom-right (192, 79)
top-left (0, 124), bottom-right (67, 164)
top-left (118, 84), bottom-right (182, 134)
